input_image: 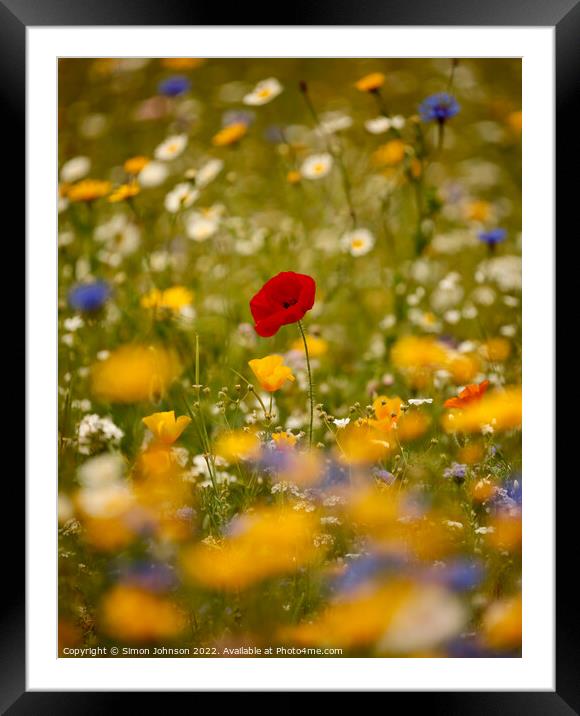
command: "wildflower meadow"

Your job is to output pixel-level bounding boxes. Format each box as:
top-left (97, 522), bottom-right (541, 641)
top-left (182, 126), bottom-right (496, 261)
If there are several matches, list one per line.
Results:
top-left (58, 58), bottom-right (522, 658)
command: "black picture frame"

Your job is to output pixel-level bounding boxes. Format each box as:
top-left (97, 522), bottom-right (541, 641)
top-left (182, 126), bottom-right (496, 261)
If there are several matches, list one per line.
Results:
top-left (7, 0), bottom-right (573, 709)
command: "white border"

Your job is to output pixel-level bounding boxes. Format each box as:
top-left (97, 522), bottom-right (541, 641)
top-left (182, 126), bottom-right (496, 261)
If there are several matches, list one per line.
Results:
top-left (27, 27), bottom-right (554, 691)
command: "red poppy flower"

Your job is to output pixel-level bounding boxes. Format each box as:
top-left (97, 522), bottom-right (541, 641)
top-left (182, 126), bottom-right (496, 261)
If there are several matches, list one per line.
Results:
top-left (444, 380), bottom-right (490, 409)
top-left (250, 272), bottom-right (316, 337)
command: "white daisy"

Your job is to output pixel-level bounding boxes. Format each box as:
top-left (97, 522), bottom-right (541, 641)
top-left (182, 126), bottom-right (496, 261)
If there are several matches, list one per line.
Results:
top-left (364, 115), bottom-right (406, 135)
top-left (138, 160), bottom-right (169, 187)
top-left (300, 153), bottom-right (333, 180)
top-left (154, 133), bottom-right (188, 161)
top-left (318, 111), bottom-right (353, 135)
top-left (60, 156), bottom-right (91, 183)
top-left (341, 228), bottom-right (375, 257)
top-left (164, 182), bottom-right (199, 213)
top-left (194, 158), bottom-right (224, 188)
top-left (243, 77), bottom-right (283, 106)
top-left (364, 117), bottom-right (391, 134)
top-left (185, 213), bottom-right (219, 241)
top-left (407, 398), bottom-right (433, 406)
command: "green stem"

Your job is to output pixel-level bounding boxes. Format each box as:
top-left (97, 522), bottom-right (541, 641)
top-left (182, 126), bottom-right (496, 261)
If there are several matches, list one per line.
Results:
top-left (298, 320), bottom-right (314, 448)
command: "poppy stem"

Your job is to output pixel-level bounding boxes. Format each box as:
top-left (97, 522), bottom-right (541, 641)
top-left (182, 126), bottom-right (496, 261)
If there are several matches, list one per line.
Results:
top-left (298, 320), bottom-right (314, 448)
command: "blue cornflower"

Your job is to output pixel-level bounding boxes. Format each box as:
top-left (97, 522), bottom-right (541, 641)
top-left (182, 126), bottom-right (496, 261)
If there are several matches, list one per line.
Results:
top-left (478, 228), bottom-right (507, 246)
top-left (419, 93), bottom-right (460, 123)
top-left (68, 280), bottom-right (110, 312)
top-left (158, 75), bottom-right (191, 97)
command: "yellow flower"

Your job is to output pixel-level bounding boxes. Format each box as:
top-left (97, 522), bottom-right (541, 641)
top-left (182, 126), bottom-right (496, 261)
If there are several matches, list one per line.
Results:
top-left (101, 585), bottom-right (186, 642)
top-left (481, 337), bottom-right (512, 362)
top-left (465, 199), bottom-right (492, 223)
top-left (286, 169), bottom-right (301, 184)
top-left (272, 431), bottom-right (297, 448)
top-left (442, 386), bottom-right (522, 433)
top-left (482, 594), bottom-right (522, 650)
top-left (371, 139), bottom-right (406, 167)
top-left (391, 336), bottom-right (449, 388)
top-left (67, 179), bottom-right (112, 202)
top-left (354, 72), bottom-right (385, 92)
top-left (141, 286), bottom-right (194, 312)
top-left (124, 155), bottom-right (150, 175)
top-left (91, 345), bottom-right (182, 403)
top-left (181, 506), bottom-right (320, 590)
top-left (142, 410), bottom-right (191, 445)
top-left (212, 122), bottom-right (247, 147)
top-left (281, 581), bottom-right (413, 649)
top-left (161, 57), bottom-right (206, 70)
top-left (290, 334), bottom-right (328, 358)
top-left (373, 395), bottom-right (403, 423)
top-left (214, 430), bottom-right (261, 462)
top-left (337, 422), bottom-right (393, 465)
top-left (108, 182), bottom-right (140, 203)
top-left (248, 355), bottom-right (295, 392)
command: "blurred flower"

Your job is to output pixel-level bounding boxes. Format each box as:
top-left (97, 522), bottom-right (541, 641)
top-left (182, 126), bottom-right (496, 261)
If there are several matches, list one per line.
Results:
top-left (194, 158), bottom-right (224, 187)
top-left (141, 286), bottom-right (194, 312)
top-left (250, 271), bottom-right (316, 338)
top-left (138, 160), bottom-right (169, 187)
top-left (419, 93), bottom-right (460, 123)
top-left (300, 153), bottom-right (333, 180)
top-left (101, 585), bottom-right (186, 642)
top-left (478, 228), bottom-right (507, 247)
top-left (77, 414), bottom-right (124, 455)
top-left (78, 453), bottom-right (125, 487)
top-left (124, 155), bottom-right (150, 176)
top-left (164, 182), bottom-right (198, 212)
top-left (243, 77), bottom-right (283, 106)
top-left (158, 75), bottom-right (191, 97)
top-left (354, 72), bottom-right (385, 92)
top-left (91, 345), bottom-right (182, 403)
top-left (212, 122), bottom-right (247, 147)
top-left (161, 58), bottom-right (205, 70)
top-left (341, 228), bottom-right (375, 257)
top-left (482, 594), bottom-right (522, 651)
top-left (108, 182), bottom-right (140, 203)
top-left (443, 462), bottom-right (467, 482)
top-left (286, 169), bottom-right (301, 184)
top-left (365, 115), bottom-right (405, 134)
top-left (371, 139), bottom-right (406, 167)
top-left (154, 134), bottom-right (188, 161)
top-left (442, 386), bottom-right (522, 433)
top-left (185, 211), bottom-right (220, 241)
top-left (337, 423), bottom-right (392, 465)
top-left (67, 179), bottom-right (112, 203)
top-left (290, 334), bottom-right (328, 357)
top-left (214, 430), bottom-right (260, 462)
top-left (181, 506), bottom-right (320, 590)
top-left (249, 354), bottom-right (295, 392)
top-left (272, 431), bottom-right (297, 448)
top-left (68, 280), bottom-right (110, 312)
top-left (142, 411), bottom-right (191, 445)
top-left (60, 156), bottom-right (91, 183)
top-left (444, 380), bottom-right (489, 409)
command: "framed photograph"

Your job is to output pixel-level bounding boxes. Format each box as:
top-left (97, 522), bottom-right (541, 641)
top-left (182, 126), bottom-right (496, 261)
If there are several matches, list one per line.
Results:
top-left (8, 0), bottom-right (573, 707)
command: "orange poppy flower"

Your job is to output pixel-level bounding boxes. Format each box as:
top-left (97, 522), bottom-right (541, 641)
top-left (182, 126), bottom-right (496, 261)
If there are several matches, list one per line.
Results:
top-left (444, 380), bottom-right (490, 409)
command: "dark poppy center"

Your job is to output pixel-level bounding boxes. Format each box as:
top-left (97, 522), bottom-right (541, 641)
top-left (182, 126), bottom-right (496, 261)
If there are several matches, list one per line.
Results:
top-left (282, 298), bottom-right (298, 309)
